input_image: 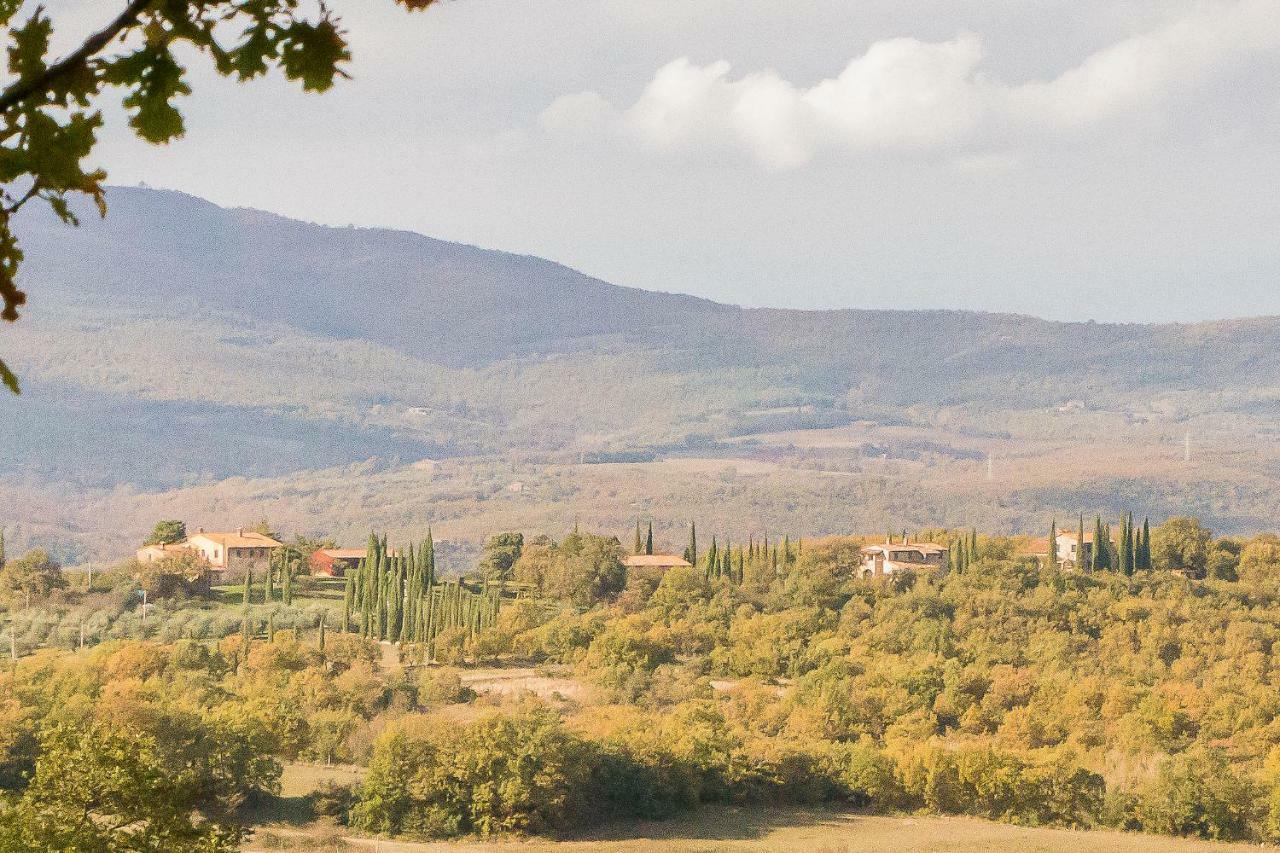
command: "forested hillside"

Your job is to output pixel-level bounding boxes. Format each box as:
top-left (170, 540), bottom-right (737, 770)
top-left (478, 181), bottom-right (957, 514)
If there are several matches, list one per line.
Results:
top-left (6, 524), bottom-right (1280, 847)
top-left (6, 187), bottom-right (1280, 560)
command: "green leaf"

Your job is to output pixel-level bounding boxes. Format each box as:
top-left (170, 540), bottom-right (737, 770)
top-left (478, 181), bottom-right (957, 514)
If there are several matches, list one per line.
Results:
top-left (0, 356), bottom-right (18, 394)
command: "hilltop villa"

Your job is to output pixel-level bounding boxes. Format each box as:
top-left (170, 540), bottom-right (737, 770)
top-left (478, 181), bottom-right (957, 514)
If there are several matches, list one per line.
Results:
top-left (136, 527), bottom-right (283, 582)
top-left (858, 539), bottom-right (948, 578)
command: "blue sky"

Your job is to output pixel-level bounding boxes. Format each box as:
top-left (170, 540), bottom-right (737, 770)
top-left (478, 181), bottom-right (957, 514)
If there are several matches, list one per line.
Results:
top-left (40, 0), bottom-right (1280, 321)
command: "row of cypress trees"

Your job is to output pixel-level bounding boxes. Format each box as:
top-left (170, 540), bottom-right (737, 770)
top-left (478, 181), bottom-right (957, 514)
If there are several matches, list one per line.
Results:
top-left (1049, 513), bottom-right (1152, 574)
top-left (341, 532), bottom-right (505, 658)
top-left (634, 519), bottom-right (803, 584)
top-left (238, 551), bottom-right (298, 608)
top-left (702, 531), bottom-right (800, 583)
top-left (949, 529), bottom-right (980, 573)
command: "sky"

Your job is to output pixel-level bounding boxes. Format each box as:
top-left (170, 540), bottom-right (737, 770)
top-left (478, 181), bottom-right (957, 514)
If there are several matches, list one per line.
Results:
top-left (38, 0), bottom-right (1280, 321)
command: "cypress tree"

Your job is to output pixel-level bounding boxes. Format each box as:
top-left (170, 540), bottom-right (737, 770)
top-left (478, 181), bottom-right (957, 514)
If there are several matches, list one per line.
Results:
top-left (685, 521), bottom-right (698, 567)
top-left (645, 522), bottom-right (654, 556)
top-left (1078, 514), bottom-right (1086, 570)
top-left (1126, 513), bottom-right (1138, 575)
top-left (1116, 515), bottom-right (1130, 576)
top-left (342, 573), bottom-right (354, 633)
top-left (1091, 516), bottom-right (1104, 572)
top-left (1048, 519), bottom-right (1058, 567)
top-left (428, 529), bottom-right (437, 586)
top-left (264, 555), bottom-right (274, 604)
top-left (1146, 514), bottom-right (1157, 568)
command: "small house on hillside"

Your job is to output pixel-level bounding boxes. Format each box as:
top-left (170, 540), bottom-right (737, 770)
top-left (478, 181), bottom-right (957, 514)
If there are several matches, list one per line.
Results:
top-left (310, 548), bottom-right (365, 577)
top-left (1053, 531), bottom-right (1094, 568)
top-left (183, 528), bottom-right (283, 581)
top-left (623, 554), bottom-right (694, 571)
top-left (623, 554), bottom-right (693, 582)
top-left (858, 539), bottom-right (947, 579)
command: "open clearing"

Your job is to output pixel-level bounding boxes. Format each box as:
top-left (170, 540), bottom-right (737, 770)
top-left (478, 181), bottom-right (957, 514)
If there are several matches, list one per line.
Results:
top-left (244, 806), bottom-right (1267, 852)
top-left (245, 766), bottom-right (1266, 853)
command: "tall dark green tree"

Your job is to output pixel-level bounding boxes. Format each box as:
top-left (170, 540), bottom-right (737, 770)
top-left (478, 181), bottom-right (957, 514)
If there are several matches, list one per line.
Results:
top-left (342, 573), bottom-right (354, 633)
top-left (684, 521), bottom-right (697, 567)
top-left (1048, 519), bottom-right (1059, 567)
top-left (1146, 514), bottom-right (1157, 568)
top-left (1078, 514), bottom-right (1086, 570)
top-left (645, 522), bottom-right (654, 556)
top-left (1091, 516), bottom-right (1105, 572)
top-left (263, 555), bottom-right (274, 604)
top-left (281, 556), bottom-right (294, 606)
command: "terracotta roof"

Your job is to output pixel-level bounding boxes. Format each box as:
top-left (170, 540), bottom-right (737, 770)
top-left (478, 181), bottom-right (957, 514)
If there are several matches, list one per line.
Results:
top-left (189, 531), bottom-right (283, 549)
top-left (623, 554), bottom-right (693, 568)
top-left (318, 548), bottom-right (366, 559)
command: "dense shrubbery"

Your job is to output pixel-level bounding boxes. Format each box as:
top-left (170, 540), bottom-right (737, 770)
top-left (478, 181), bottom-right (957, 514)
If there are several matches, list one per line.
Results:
top-left (9, 523), bottom-right (1280, 843)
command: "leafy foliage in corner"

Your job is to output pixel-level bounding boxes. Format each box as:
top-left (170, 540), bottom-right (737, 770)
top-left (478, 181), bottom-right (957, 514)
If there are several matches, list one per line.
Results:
top-left (0, 0), bottom-right (439, 391)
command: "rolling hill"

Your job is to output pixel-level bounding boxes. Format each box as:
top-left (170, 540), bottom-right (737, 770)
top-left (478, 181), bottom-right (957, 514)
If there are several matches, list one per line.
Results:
top-left (4, 186), bottom-right (1280, 563)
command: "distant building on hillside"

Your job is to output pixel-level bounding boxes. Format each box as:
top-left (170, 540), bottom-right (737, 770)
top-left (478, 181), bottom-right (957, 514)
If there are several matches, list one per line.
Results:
top-left (310, 548), bottom-right (365, 577)
top-left (183, 528), bottom-right (283, 582)
top-left (1054, 531), bottom-right (1094, 568)
top-left (1025, 531), bottom-right (1095, 569)
top-left (619, 550), bottom-right (691, 571)
top-left (858, 539), bottom-right (947, 579)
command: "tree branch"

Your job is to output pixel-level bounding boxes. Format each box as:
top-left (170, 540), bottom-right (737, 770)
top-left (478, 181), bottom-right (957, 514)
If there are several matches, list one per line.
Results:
top-left (0, 0), bottom-right (154, 113)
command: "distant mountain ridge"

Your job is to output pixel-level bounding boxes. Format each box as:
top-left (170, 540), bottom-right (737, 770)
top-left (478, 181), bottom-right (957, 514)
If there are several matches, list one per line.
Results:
top-left (7, 186), bottom-right (1280, 560)
top-left (18, 186), bottom-right (729, 368)
top-left (17, 186), bottom-right (1280, 399)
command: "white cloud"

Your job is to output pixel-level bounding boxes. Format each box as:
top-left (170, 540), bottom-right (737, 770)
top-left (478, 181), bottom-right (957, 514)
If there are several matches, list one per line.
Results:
top-left (539, 0), bottom-right (1280, 168)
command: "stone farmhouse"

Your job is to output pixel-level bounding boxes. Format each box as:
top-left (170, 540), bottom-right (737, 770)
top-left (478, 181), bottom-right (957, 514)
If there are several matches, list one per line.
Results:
top-left (858, 538), bottom-right (948, 579)
top-left (136, 527), bottom-right (283, 582)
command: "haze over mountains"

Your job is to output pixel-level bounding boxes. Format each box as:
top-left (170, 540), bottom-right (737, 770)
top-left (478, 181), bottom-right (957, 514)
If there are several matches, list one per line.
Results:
top-left (5, 187), bottom-right (1280, 562)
